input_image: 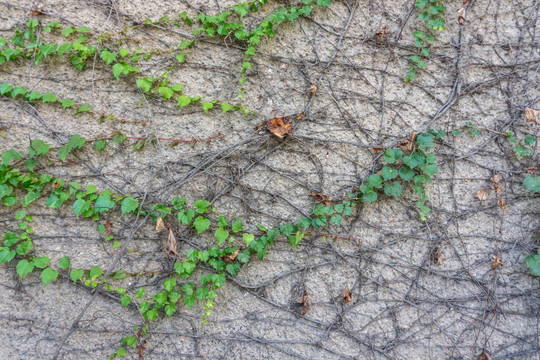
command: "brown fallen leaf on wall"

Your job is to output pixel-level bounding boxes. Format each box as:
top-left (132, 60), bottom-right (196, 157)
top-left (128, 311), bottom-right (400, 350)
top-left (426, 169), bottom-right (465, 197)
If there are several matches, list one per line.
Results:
top-left (431, 247), bottom-right (443, 265)
top-left (477, 351), bottom-right (492, 360)
top-left (375, 26), bottom-right (387, 40)
top-left (309, 84), bottom-right (317, 95)
top-left (491, 255), bottom-right (503, 270)
top-left (296, 290), bottom-right (311, 314)
top-left (155, 216), bottom-right (165, 233)
top-left (498, 198), bottom-right (508, 213)
top-left (524, 108), bottom-right (540, 124)
top-left (105, 219), bottom-right (113, 236)
top-left (476, 189), bottom-right (489, 201)
top-left (167, 228), bottom-right (178, 257)
top-left (311, 192), bottom-right (333, 206)
top-left (340, 286), bottom-right (352, 303)
top-left (266, 117), bottom-right (292, 139)
top-left (222, 248), bottom-right (240, 263)
top-left (458, 7), bottom-right (466, 24)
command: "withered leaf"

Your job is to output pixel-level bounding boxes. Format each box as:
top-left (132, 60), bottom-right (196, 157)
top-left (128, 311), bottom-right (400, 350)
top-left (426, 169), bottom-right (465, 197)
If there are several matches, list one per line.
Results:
top-left (491, 255), bottom-right (503, 270)
top-left (524, 108), bottom-right (540, 124)
top-left (266, 117), bottom-right (292, 139)
top-left (105, 219), bottom-right (113, 236)
top-left (373, 147), bottom-right (383, 154)
top-left (431, 247), bottom-right (443, 265)
top-left (490, 173), bottom-right (501, 183)
top-left (398, 132), bottom-right (416, 151)
top-left (296, 290), bottom-right (311, 314)
top-left (457, 7), bottom-right (466, 24)
top-left (498, 198), bottom-right (508, 213)
top-left (477, 351), bottom-right (492, 360)
top-left (155, 216), bottom-right (165, 233)
top-left (166, 228), bottom-right (178, 257)
top-left (296, 112), bottom-right (304, 120)
top-left (475, 189), bottom-right (489, 201)
top-left (311, 192), bottom-right (333, 206)
top-left (492, 184), bottom-right (502, 194)
top-left (339, 286), bottom-right (352, 303)
top-left (222, 248), bottom-right (240, 263)
top-left (308, 84), bottom-right (317, 95)
top-left (375, 26), bottom-right (388, 40)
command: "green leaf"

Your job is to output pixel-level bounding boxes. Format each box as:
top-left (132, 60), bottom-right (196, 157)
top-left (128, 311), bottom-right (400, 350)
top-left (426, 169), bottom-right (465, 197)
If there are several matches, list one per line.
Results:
top-left (16, 240), bottom-right (32, 255)
top-left (178, 40), bottom-right (190, 50)
top-left (94, 139), bottom-right (107, 152)
top-left (61, 98), bottom-right (75, 109)
top-left (176, 53), bottom-right (186, 63)
top-left (26, 90), bottom-right (42, 101)
top-left (95, 194), bottom-right (115, 212)
top-left (33, 256), bottom-right (50, 269)
top-left (202, 101), bottom-right (214, 114)
top-left (0, 83), bottom-right (13, 96)
top-left (72, 199), bottom-right (89, 216)
top-left (232, 219), bottom-right (243, 232)
top-left (399, 166), bottom-right (415, 182)
top-left (119, 48), bottom-right (129, 58)
top-left (194, 199), bottom-right (211, 213)
top-left (112, 63), bottom-right (124, 80)
top-left (121, 295), bottom-right (132, 307)
top-left (59, 256), bottom-right (70, 269)
top-left (524, 135), bottom-right (536, 146)
top-left (11, 86), bottom-right (27, 98)
top-left (100, 50), bottom-right (117, 65)
top-left (416, 133), bottom-right (434, 152)
top-left (215, 227), bottom-right (229, 244)
top-left (523, 176), bottom-right (540, 193)
top-left (221, 102), bottom-right (232, 113)
top-left (226, 263), bottom-right (240, 276)
top-left (330, 214), bottom-right (342, 225)
top-left (289, 231), bottom-right (304, 249)
top-left (178, 95), bottom-right (191, 107)
top-left (193, 216), bottom-right (210, 234)
top-left (243, 233), bottom-right (254, 246)
top-left (135, 287), bottom-right (145, 298)
top-left (0, 248), bottom-right (15, 263)
top-left (121, 197), bottom-right (139, 214)
top-left (75, 103), bottom-right (91, 115)
top-left (184, 294), bottom-right (196, 308)
top-left (317, 0), bottom-right (330, 6)
top-left (237, 250), bottom-right (251, 263)
top-left (40, 43), bottom-right (58, 57)
top-left (367, 173), bottom-right (383, 188)
top-left (384, 182), bottom-right (403, 198)
top-left (2, 149), bottom-right (21, 165)
top-left (182, 283), bottom-right (194, 295)
top-left (383, 148), bottom-right (403, 164)
top-left (136, 77), bottom-right (153, 93)
top-left (158, 87), bottom-right (174, 99)
top-left (16, 259), bottom-right (34, 277)
top-left (41, 268), bottom-right (59, 286)
top-left (70, 268), bottom-right (84, 283)
top-left (424, 163), bottom-right (438, 176)
top-left (524, 254), bottom-right (540, 276)
top-left (90, 265), bottom-right (103, 280)
top-left (23, 191), bottom-right (40, 206)
top-left (381, 166), bottom-right (398, 180)
top-left (57, 43), bottom-right (72, 58)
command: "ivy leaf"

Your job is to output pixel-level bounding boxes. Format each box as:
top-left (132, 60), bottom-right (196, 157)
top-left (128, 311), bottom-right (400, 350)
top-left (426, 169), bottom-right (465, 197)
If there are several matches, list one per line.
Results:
top-left (112, 63), bottom-right (124, 80)
top-left (59, 256), bottom-right (70, 269)
top-left (90, 265), bottom-right (103, 280)
top-left (0, 83), bottom-right (13, 95)
top-left (23, 191), bottom-right (40, 206)
top-left (416, 133), bottom-right (434, 152)
top-left (524, 253), bottom-right (540, 276)
top-left (164, 278), bottom-right (176, 292)
top-left (136, 77), bottom-right (153, 93)
top-left (176, 53), bottom-right (186, 63)
top-left (95, 194), bottom-right (115, 212)
top-left (72, 199), bottom-right (89, 216)
top-left (367, 174), bottom-right (383, 189)
top-left (26, 90), bottom-right (42, 101)
top-left (183, 294), bottom-right (196, 309)
top-left (121, 295), bottom-right (132, 307)
top-left (135, 287), bottom-right (145, 299)
top-left (16, 259), bottom-right (34, 277)
top-left (70, 268), bottom-right (84, 283)
top-left (523, 176), bottom-right (540, 193)
top-left (399, 166), bottom-right (415, 182)
top-left (61, 98), bottom-right (75, 109)
top-left (243, 233), bottom-right (254, 246)
top-left (178, 95), bottom-right (191, 107)
top-left (0, 248), bottom-right (15, 263)
top-left (158, 87), bottom-right (174, 99)
top-left (33, 256), bottom-right (50, 269)
top-left (289, 231), bottom-right (304, 249)
top-left (215, 227), bottom-right (229, 244)
top-left (121, 197), bottom-right (139, 214)
top-left (193, 216), bottom-right (210, 234)
top-left (202, 101), bottom-right (214, 114)
top-left (164, 303), bottom-right (176, 317)
top-left (2, 149), bottom-right (21, 165)
top-left (330, 214), bottom-right (342, 225)
top-left (100, 50), bottom-right (117, 65)
top-left (41, 268), bottom-right (59, 286)
top-left (75, 103), bottom-right (91, 115)
top-left (40, 43), bottom-right (57, 57)
top-left (194, 199), bottom-right (211, 213)
top-left (57, 43), bottom-right (72, 58)
top-left (237, 250), bottom-right (251, 264)
top-left (232, 219), bottom-right (243, 232)
top-left (11, 86), bottom-right (27, 98)
top-left (221, 102), bottom-right (232, 113)
top-left (383, 148), bottom-right (403, 164)
top-left (119, 48), bottom-right (129, 58)
top-left (381, 166), bottom-right (398, 180)
top-left (384, 182), bottom-right (403, 198)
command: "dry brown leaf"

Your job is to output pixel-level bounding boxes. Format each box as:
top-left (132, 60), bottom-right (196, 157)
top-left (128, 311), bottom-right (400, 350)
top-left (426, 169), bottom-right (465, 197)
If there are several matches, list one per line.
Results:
top-left (155, 216), bottom-right (165, 233)
top-left (373, 147), bottom-right (383, 153)
top-left (498, 198), bottom-right (508, 213)
top-left (166, 228), bottom-right (178, 257)
top-left (527, 166), bottom-right (538, 174)
top-left (477, 351), bottom-right (492, 360)
top-left (137, 345), bottom-right (144, 360)
top-left (266, 117), bottom-right (292, 139)
top-left (490, 173), bottom-right (501, 183)
top-left (340, 286), bottom-right (352, 303)
top-left (492, 184), bottom-right (502, 194)
top-left (296, 290), bottom-right (311, 314)
top-left (431, 247), bottom-right (443, 265)
top-left (375, 26), bottom-right (388, 40)
top-left (476, 189), bottom-right (489, 201)
top-left (296, 112), bottom-right (304, 120)
top-left (105, 219), bottom-right (113, 236)
top-left (311, 192), bottom-right (333, 206)
top-left (457, 7), bottom-right (466, 24)
top-left (52, 180), bottom-right (60, 189)
top-left (308, 84), bottom-right (317, 95)
top-left (222, 249), bottom-right (240, 263)
top-left (398, 132), bottom-right (416, 151)
top-left (491, 255), bottom-right (503, 270)
top-left (524, 108), bottom-right (540, 124)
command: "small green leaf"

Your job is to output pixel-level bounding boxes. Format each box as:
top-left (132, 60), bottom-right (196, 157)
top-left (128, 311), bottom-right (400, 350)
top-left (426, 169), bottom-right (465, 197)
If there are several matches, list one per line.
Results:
top-left (381, 166), bottom-right (398, 180)
top-left (524, 254), bottom-right (540, 276)
top-left (176, 52), bottom-right (186, 63)
top-left (384, 182), bottom-right (403, 198)
top-left (33, 256), bottom-right (50, 269)
top-left (100, 50), bottom-right (117, 65)
top-left (90, 265), bottom-right (103, 280)
top-left (41, 268), bottom-right (59, 286)
top-left (2, 149), bottom-right (22, 165)
top-left (16, 259), bottom-right (34, 277)
top-left (243, 233), bottom-right (254, 246)
top-left (194, 199), bottom-right (211, 213)
top-left (215, 227), bottom-right (229, 244)
top-left (178, 95), bottom-right (191, 107)
top-left (70, 268), bottom-right (84, 283)
top-left (232, 219), bottom-right (243, 232)
top-left (202, 101), bottom-right (214, 114)
top-left (121, 197), bottom-right (139, 214)
top-left (523, 176), bottom-right (540, 193)
top-left (59, 256), bottom-right (70, 269)
top-left (399, 166), bottom-right (415, 182)
top-left (61, 98), bottom-right (75, 109)
top-left (193, 216), bottom-right (210, 234)
top-left (121, 295), bottom-right (132, 307)
top-left (75, 103), bottom-right (91, 115)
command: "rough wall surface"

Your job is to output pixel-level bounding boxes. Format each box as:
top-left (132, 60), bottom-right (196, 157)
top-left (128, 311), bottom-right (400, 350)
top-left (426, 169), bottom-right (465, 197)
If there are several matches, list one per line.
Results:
top-left (0, 0), bottom-right (539, 359)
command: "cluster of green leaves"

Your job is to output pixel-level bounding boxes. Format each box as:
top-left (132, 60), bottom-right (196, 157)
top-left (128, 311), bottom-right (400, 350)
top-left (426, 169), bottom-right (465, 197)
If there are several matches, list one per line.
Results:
top-left (404, 0), bottom-right (446, 82)
top-left (507, 130), bottom-right (536, 157)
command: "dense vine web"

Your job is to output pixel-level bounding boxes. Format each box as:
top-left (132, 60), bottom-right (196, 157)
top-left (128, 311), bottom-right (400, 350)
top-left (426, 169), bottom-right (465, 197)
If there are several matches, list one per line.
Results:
top-left (0, 0), bottom-right (539, 359)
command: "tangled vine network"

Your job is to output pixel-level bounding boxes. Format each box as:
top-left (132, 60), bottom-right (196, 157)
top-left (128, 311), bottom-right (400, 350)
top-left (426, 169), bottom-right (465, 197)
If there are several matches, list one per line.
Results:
top-left (0, 0), bottom-right (539, 359)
